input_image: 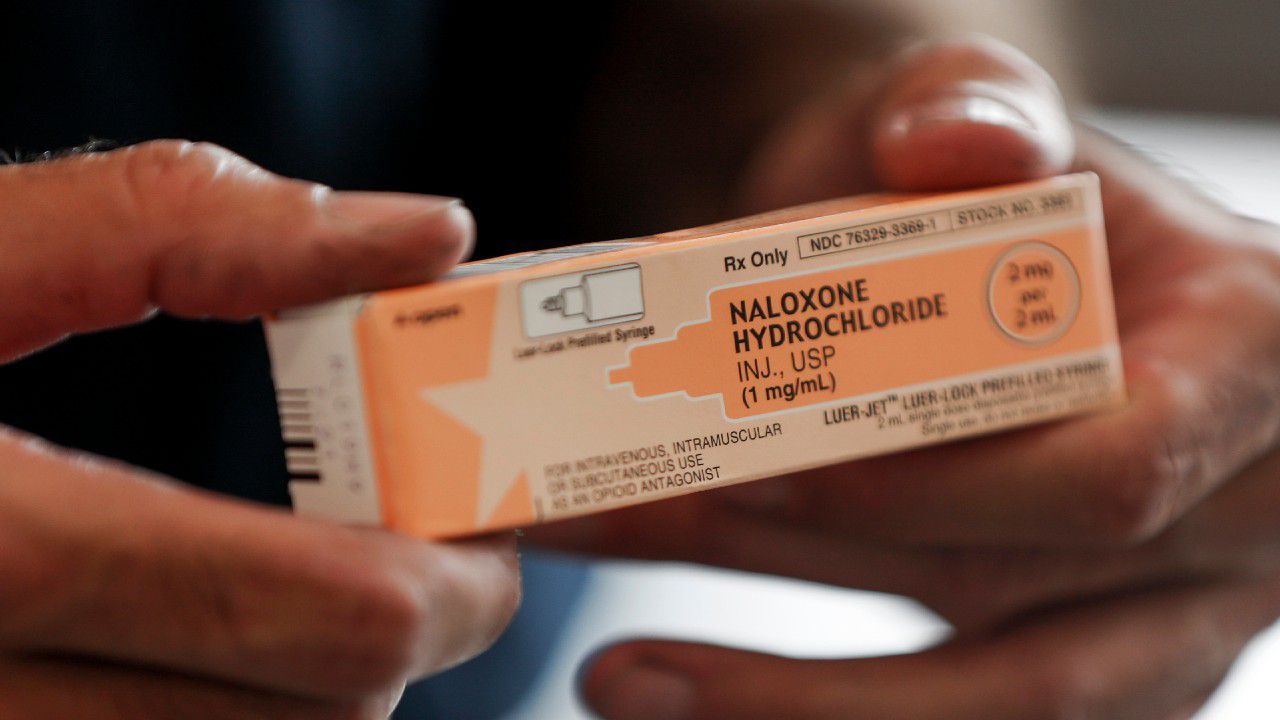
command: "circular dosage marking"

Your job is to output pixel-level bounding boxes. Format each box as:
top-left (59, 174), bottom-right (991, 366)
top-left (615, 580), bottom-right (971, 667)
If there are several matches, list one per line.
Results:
top-left (987, 242), bottom-right (1080, 344)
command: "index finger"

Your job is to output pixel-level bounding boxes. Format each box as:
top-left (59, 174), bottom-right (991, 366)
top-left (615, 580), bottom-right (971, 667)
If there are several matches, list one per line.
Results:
top-left (869, 36), bottom-right (1074, 191)
top-left (0, 140), bottom-right (473, 360)
top-left (579, 580), bottom-right (1280, 720)
top-left (741, 36), bottom-right (1073, 211)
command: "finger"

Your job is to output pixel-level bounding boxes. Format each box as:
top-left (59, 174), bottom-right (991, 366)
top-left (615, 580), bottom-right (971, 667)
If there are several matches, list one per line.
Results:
top-left (530, 488), bottom-right (1151, 632)
top-left (534, 444), bottom-right (1280, 637)
top-left (0, 655), bottom-right (398, 720)
top-left (741, 35), bottom-right (1072, 210)
top-left (620, 76), bottom-right (1277, 552)
top-left (0, 429), bottom-right (519, 698)
top-left (1164, 689), bottom-right (1217, 720)
top-left (869, 36), bottom-right (1073, 191)
top-left (762, 130), bottom-right (1280, 550)
top-left (0, 140), bottom-right (474, 360)
top-left (579, 580), bottom-right (1280, 720)
top-left (1165, 446), bottom-right (1280, 582)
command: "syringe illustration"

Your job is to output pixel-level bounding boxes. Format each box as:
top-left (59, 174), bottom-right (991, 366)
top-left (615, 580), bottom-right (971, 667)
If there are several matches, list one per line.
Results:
top-left (539, 264), bottom-right (644, 323)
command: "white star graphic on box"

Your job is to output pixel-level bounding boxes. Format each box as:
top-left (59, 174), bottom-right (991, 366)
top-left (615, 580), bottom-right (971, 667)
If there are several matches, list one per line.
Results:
top-left (421, 378), bottom-right (536, 525)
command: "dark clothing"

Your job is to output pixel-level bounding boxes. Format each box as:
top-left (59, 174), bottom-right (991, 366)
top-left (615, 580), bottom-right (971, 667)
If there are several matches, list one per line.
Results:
top-left (1, 3), bottom-right (609, 716)
top-left (0, 1), bottom-right (611, 495)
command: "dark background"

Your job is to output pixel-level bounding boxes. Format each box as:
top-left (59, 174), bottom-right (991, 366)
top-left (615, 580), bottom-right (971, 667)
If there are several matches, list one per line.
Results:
top-left (0, 2), bottom-right (614, 503)
top-left (1073, 0), bottom-right (1280, 117)
top-left (2, 2), bottom-right (1272, 717)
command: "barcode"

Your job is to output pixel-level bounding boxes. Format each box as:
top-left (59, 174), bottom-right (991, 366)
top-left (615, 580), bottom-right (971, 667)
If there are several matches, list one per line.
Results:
top-left (276, 387), bottom-right (321, 482)
top-left (444, 241), bottom-right (654, 280)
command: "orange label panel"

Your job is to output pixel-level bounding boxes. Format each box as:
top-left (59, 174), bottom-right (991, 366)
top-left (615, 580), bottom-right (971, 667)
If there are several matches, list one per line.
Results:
top-left (609, 229), bottom-right (1106, 419)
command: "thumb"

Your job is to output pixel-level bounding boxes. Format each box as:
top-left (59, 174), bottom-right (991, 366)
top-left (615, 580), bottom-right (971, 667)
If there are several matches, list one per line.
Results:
top-left (741, 36), bottom-right (1073, 210)
top-left (870, 36), bottom-right (1074, 191)
top-left (0, 140), bottom-right (473, 360)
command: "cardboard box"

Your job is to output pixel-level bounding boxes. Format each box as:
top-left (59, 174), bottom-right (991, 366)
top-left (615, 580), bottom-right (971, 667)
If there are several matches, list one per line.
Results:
top-left (265, 173), bottom-right (1124, 537)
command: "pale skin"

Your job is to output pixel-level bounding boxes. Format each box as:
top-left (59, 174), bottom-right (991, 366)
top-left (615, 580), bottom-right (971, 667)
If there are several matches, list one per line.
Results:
top-left (533, 37), bottom-right (1280, 720)
top-left (0, 142), bottom-right (520, 719)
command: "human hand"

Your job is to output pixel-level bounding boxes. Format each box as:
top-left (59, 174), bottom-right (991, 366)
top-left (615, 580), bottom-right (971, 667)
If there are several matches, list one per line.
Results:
top-left (533, 38), bottom-right (1280, 719)
top-left (0, 141), bottom-right (519, 719)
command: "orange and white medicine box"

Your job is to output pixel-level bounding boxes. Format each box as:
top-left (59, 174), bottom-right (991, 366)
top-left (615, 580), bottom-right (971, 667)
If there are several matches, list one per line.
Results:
top-left (265, 173), bottom-right (1124, 538)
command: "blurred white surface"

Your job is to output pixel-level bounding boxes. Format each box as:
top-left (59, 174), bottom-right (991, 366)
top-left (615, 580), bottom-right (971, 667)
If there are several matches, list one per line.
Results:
top-left (510, 563), bottom-right (950, 719)
top-left (508, 111), bottom-right (1280, 720)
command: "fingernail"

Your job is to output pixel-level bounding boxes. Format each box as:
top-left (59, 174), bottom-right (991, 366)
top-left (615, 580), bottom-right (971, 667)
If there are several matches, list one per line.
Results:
top-left (326, 191), bottom-right (463, 227)
top-left (587, 662), bottom-right (695, 720)
top-left (716, 478), bottom-right (791, 515)
top-left (886, 95), bottom-right (1035, 138)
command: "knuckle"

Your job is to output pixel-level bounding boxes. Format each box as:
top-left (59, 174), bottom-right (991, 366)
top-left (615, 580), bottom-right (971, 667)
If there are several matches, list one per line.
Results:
top-left (40, 139), bottom-right (255, 328)
top-left (1173, 253), bottom-right (1259, 311)
top-left (0, 526), bottom-right (69, 645)
top-left (119, 140), bottom-right (219, 203)
top-left (113, 140), bottom-right (262, 232)
top-left (112, 139), bottom-right (304, 317)
top-left (318, 534), bottom-right (521, 691)
top-left (1088, 410), bottom-right (1184, 548)
top-left (370, 578), bottom-right (431, 667)
top-left (331, 555), bottom-right (433, 690)
top-left (1097, 440), bottom-right (1179, 546)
